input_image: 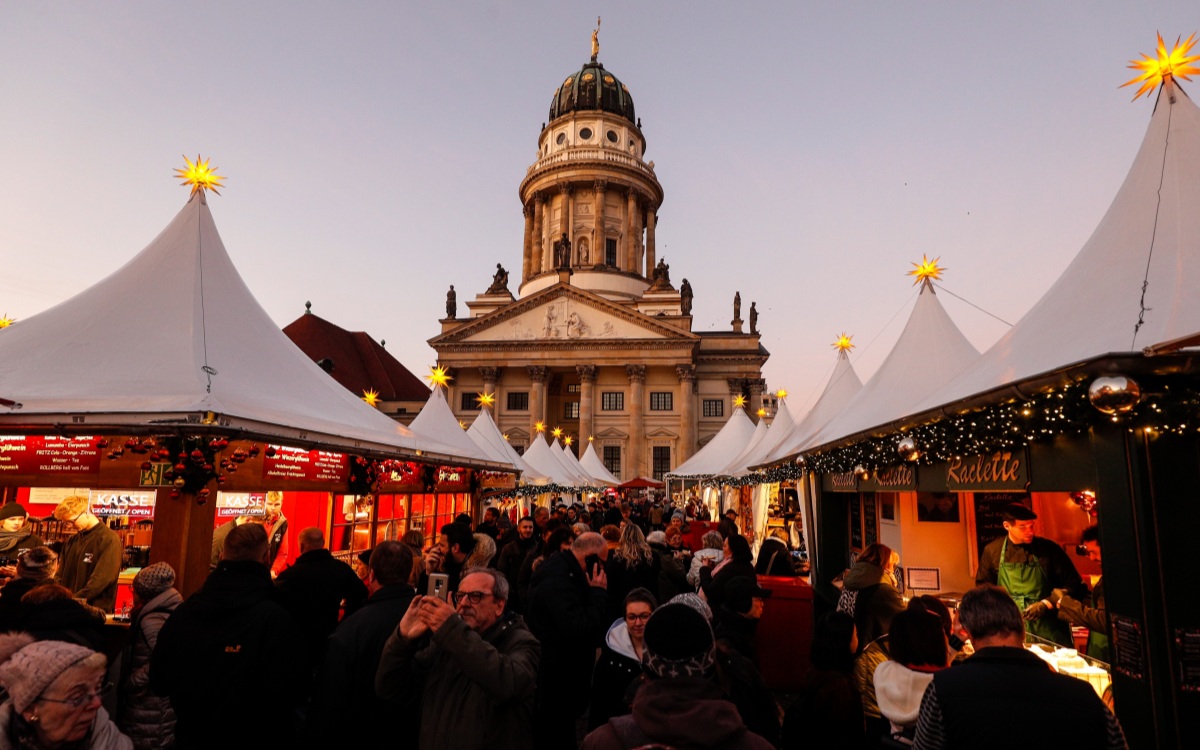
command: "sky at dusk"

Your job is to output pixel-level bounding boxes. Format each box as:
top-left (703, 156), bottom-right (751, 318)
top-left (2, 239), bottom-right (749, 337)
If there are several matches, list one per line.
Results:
top-left (2, 2), bottom-right (1195, 418)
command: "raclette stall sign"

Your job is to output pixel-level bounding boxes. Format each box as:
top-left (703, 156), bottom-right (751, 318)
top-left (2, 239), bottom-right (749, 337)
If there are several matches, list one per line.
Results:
top-left (436, 466), bottom-right (472, 492)
top-left (0, 435), bottom-right (102, 478)
top-left (215, 492), bottom-right (266, 519)
top-left (262, 446), bottom-right (348, 484)
top-left (89, 490), bottom-right (156, 518)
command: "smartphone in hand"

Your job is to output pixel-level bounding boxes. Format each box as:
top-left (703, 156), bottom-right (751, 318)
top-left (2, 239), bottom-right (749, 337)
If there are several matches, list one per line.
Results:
top-left (584, 553), bottom-right (603, 577)
top-left (427, 572), bottom-right (450, 601)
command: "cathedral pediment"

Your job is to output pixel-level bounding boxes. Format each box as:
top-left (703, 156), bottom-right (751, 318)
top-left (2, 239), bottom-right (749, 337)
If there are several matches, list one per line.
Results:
top-left (430, 284), bottom-right (698, 346)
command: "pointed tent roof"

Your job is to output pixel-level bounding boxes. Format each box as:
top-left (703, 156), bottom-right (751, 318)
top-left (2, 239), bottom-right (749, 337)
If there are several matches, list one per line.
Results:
top-left (760, 348), bottom-right (864, 464)
top-left (719, 398), bottom-right (797, 476)
top-left (550, 438), bottom-right (593, 485)
top-left (715, 413), bottom-right (770, 477)
top-left (408, 387), bottom-right (503, 465)
top-left (0, 192), bottom-right (491, 465)
top-left (521, 434), bottom-right (578, 486)
top-left (920, 81), bottom-right (1200, 410)
top-left (667, 407), bottom-right (757, 477)
top-left (579, 442), bottom-right (620, 485)
top-left (466, 409), bottom-right (546, 481)
top-left (809, 282), bottom-right (979, 449)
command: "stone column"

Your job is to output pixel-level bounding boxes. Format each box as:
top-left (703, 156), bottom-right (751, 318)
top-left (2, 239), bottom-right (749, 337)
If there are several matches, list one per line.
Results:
top-left (645, 204), bottom-right (658, 278)
top-left (531, 194), bottom-right (545, 275)
top-left (592, 181), bottom-right (606, 267)
top-left (747, 378), bottom-right (766, 424)
top-left (625, 189), bottom-right (638, 272)
top-left (527, 366), bottom-right (549, 444)
top-left (521, 205), bottom-right (533, 280)
top-left (559, 184), bottom-right (573, 259)
top-left (676, 364), bottom-right (698, 464)
top-left (480, 367), bottom-right (501, 415)
top-left (577, 364), bottom-right (597, 443)
top-left (626, 365), bottom-right (647, 478)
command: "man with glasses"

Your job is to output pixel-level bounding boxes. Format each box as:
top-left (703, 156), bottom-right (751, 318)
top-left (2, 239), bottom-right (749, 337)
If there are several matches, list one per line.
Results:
top-left (51, 495), bottom-right (122, 612)
top-left (377, 567), bottom-right (540, 750)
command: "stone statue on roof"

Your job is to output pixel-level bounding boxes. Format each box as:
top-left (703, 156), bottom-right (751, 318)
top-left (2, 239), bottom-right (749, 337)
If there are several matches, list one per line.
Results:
top-left (446, 285), bottom-right (456, 319)
top-left (733, 291), bottom-right (741, 321)
top-left (680, 278), bottom-right (693, 315)
top-left (749, 302), bottom-right (758, 334)
top-left (554, 233), bottom-right (572, 270)
top-left (487, 264), bottom-right (510, 294)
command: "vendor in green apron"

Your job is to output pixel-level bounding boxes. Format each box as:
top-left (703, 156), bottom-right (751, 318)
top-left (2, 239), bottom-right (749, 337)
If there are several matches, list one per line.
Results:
top-left (1051, 525), bottom-right (1109, 662)
top-left (976, 503), bottom-right (1082, 648)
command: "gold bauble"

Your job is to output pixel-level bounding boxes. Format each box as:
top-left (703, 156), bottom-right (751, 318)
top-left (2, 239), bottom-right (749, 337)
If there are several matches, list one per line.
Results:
top-left (1088, 376), bottom-right (1141, 415)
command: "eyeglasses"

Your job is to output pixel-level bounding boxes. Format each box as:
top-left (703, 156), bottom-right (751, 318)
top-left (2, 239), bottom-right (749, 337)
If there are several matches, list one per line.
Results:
top-left (39, 682), bottom-right (112, 709)
top-left (453, 591), bottom-right (493, 606)
top-left (624, 613), bottom-right (652, 623)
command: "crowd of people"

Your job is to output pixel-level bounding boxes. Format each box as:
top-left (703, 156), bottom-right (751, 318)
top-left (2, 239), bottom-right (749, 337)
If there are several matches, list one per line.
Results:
top-left (0, 494), bottom-right (1126, 750)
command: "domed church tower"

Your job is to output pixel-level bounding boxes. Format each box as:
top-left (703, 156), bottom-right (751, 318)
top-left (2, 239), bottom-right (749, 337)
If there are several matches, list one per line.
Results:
top-left (518, 44), bottom-right (665, 301)
top-left (430, 24), bottom-right (768, 479)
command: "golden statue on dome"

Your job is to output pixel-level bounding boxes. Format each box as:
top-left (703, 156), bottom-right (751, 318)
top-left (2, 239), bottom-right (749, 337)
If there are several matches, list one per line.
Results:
top-left (591, 17), bottom-right (601, 61)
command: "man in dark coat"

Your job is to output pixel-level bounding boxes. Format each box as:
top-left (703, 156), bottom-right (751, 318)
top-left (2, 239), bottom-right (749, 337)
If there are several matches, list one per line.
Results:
top-left (275, 527), bottom-right (368, 667)
top-left (307, 541), bottom-right (417, 748)
top-left (420, 521), bottom-right (475, 596)
top-left (477, 506), bottom-right (501, 542)
top-left (52, 495), bottom-right (122, 611)
top-left (526, 532), bottom-right (609, 750)
top-left (151, 523), bottom-right (307, 749)
top-left (496, 516), bottom-right (537, 610)
top-left (377, 567), bottom-right (540, 750)
top-left (912, 584), bottom-right (1126, 750)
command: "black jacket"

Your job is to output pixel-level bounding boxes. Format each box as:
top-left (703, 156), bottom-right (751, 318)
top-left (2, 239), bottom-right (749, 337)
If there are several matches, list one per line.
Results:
top-left (526, 549), bottom-right (608, 714)
top-left (700, 559), bottom-right (758, 612)
top-left (0, 574), bottom-right (51, 631)
top-left (18, 596), bottom-right (108, 654)
top-left (274, 547), bottom-right (368, 666)
top-left (306, 583), bottom-right (417, 749)
top-left (150, 560), bottom-right (306, 749)
top-left (496, 536), bottom-right (537, 611)
top-left (58, 522), bottom-right (122, 611)
top-left (604, 552), bottom-right (660, 623)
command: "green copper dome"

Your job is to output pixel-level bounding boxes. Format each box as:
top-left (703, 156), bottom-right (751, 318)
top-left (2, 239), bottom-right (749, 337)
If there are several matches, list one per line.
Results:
top-left (549, 61), bottom-right (636, 125)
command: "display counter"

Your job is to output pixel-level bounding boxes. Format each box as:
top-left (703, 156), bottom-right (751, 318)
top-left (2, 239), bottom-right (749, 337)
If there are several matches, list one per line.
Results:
top-left (1025, 636), bottom-right (1112, 703)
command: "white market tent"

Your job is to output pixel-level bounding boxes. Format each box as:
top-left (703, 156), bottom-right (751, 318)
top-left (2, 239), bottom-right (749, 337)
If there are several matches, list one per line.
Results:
top-left (408, 386), bottom-right (501, 466)
top-left (715, 413), bottom-right (770, 477)
top-left (718, 397), bottom-right (797, 477)
top-left (558, 441), bottom-right (608, 486)
top-left (807, 280), bottom-right (980, 450)
top-left (760, 347), bottom-right (864, 464)
top-left (0, 190), bottom-right (492, 466)
top-left (550, 438), bottom-right (593, 485)
top-left (467, 409), bottom-right (546, 482)
top-left (667, 406), bottom-right (757, 478)
top-left (521, 433), bottom-right (579, 486)
top-left (918, 80), bottom-right (1200, 411)
top-left (579, 442), bottom-right (620, 485)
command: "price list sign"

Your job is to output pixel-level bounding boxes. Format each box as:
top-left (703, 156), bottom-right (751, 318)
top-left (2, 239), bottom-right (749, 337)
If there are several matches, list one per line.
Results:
top-left (262, 445), bottom-right (348, 483)
top-left (0, 435), bottom-right (102, 477)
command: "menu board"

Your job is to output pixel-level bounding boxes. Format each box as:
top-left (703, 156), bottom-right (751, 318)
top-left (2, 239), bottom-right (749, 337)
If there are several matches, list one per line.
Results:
top-left (862, 493), bottom-right (878, 546)
top-left (0, 435), bottom-right (102, 477)
top-left (89, 490), bottom-right (156, 518)
top-left (262, 445), bottom-right (347, 483)
top-left (849, 494), bottom-right (863, 550)
top-left (1112, 614), bottom-right (1145, 680)
top-left (973, 491), bottom-right (1029, 556)
top-left (1177, 627), bottom-right (1200, 692)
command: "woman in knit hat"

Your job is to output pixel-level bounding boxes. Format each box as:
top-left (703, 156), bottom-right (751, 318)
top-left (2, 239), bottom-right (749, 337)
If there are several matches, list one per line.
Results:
top-left (581, 603), bottom-right (773, 750)
top-left (0, 502), bottom-right (44, 571)
top-left (0, 632), bottom-right (131, 749)
top-left (0, 546), bottom-right (58, 631)
top-left (118, 563), bottom-right (180, 750)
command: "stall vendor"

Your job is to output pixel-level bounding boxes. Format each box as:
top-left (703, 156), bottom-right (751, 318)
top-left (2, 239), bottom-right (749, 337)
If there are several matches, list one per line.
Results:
top-left (1051, 525), bottom-right (1108, 662)
top-left (0, 502), bottom-right (44, 573)
top-left (976, 503), bottom-right (1082, 647)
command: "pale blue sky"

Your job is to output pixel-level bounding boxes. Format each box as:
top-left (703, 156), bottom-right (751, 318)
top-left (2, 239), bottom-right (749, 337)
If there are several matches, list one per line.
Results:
top-left (2, 2), bottom-right (1194, 414)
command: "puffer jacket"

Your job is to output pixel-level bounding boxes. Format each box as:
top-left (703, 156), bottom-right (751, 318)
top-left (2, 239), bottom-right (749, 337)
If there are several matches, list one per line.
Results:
top-left (0, 702), bottom-right (131, 749)
top-left (588, 618), bottom-right (643, 730)
top-left (836, 561), bottom-right (904, 651)
top-left (119, 588), bottom-right (182, 749)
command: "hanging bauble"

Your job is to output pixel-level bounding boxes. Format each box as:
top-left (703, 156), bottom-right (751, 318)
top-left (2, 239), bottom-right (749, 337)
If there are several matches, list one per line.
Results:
top-left (265, 446), bottom-right (277, 458)
top-left (853, 464), bottom-right (870, 480)
top-left (140, 461), bottom-right (152, 471)
top-left (169, 489), bottom-right (181, 499)
top-left (158, 449), bottom-right (171, 459)
top-left (248, 444), bottom-right (260, 458)
top-left (190, 449), bottom-right (205, 462)
top-left (199, 488), bottom-right (211, 498)
top-left (173, 477), bottom-right (186, 488)
top-left (216, 475), bottom-right (226, 485)
top-left (1088, 376), bottom-right (1141, 415)
top-left (96, 438), bottom-right (109, 449)
top-left (896, 436), bottom-right (920, 462)
top-left (174, 463), bottom-right (187, 473)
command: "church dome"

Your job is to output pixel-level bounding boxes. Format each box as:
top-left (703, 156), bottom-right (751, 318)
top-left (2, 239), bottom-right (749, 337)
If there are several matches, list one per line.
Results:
top-left (548, 61), bottom-right (636, 125)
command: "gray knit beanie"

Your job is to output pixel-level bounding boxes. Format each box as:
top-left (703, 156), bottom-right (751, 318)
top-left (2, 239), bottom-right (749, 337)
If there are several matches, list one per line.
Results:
top-left (0, 633), bottom-right (105, 713)
top-left (133, 562), bottom-right (176, 601)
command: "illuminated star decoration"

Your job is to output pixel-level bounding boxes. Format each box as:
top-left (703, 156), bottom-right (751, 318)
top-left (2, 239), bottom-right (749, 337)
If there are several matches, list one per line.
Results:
top-left (551, 427), bottom-right (563, 439)
top-left (361, 389), bottom-right (380, 407)
top-left (1122, 33), bottom-right (1200, 100)
top-left (534, 421), bottom-right (546, 433)
top-left (564, 436), bottom-right (574, 447)
top-left (426, 365), bottom-right (453, 388)
top-left (757, 408), bottom-right (768, 418)
top-left (476, 392), bottom-right (495, 408)
top-left (833, 332), bottom-right (855, 353)
top-left (0, 314), bottom-right (14, 329)
top-left (908, 255), bottom-right (945, 287)
top-left (174, 154), bottom-right (225, 196)
top-left (733, 395), bottom-right (748, 409)
top-left (776, 388), bottom-right (788, 400)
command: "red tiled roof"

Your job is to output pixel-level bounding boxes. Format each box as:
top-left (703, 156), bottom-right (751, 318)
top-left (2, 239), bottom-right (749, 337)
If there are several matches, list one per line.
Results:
top-left (283, 312), bottom-right (430, 401)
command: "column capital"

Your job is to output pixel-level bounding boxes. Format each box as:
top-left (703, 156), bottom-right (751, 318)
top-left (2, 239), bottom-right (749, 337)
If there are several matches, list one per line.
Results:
top-left (593, 179), bottom-right (607, 195)
top-left (558, 182), bottom-right (574, 196)
top-left (533, 192), bottom-right (545, 205)
top-left (480, 366), bottom-right (502, 385)
top-left (523, 204), bottom-right (532, 219)
top-left (576, 364), bottom-right (597, 383)
top-left (675, 364), bottom-right (696, 382)
top-left (526, 365), bottom-right (550, 384)
top-left (727, 377), bottom-right (747, 393)
top-left (626, 364), bottom-right (647, 384)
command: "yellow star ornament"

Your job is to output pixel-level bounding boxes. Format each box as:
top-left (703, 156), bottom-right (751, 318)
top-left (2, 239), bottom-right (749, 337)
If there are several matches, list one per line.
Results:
top-left (175, 154), bottom-right (225, 196)
top-left (1122, 33), bottom-right (1200, 100)
top-left (362, 389), bottom-right (380, 407)
top-left (0, 314), bottom-right (15, 329)
top-left (426, 365), bottom-right (453, 388)
top-left (908, 255), bottom-right (945, 286)
top-left (833, 333), bottom-right (855, 353)
top-left (476, 392), bottom-right (495, 408)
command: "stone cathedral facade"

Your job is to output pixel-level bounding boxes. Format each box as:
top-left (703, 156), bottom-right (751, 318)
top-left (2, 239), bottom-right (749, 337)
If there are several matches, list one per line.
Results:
top-left (429, 44), bottom-right (768, 481)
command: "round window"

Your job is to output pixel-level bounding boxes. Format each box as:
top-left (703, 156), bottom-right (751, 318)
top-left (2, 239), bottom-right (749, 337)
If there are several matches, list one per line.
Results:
top-left (606, 130), bottom-right (618, 143)
top-left (579, 127), bottom-right (593, 140)
top-left (556, 133), bottom-right (567, 145)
